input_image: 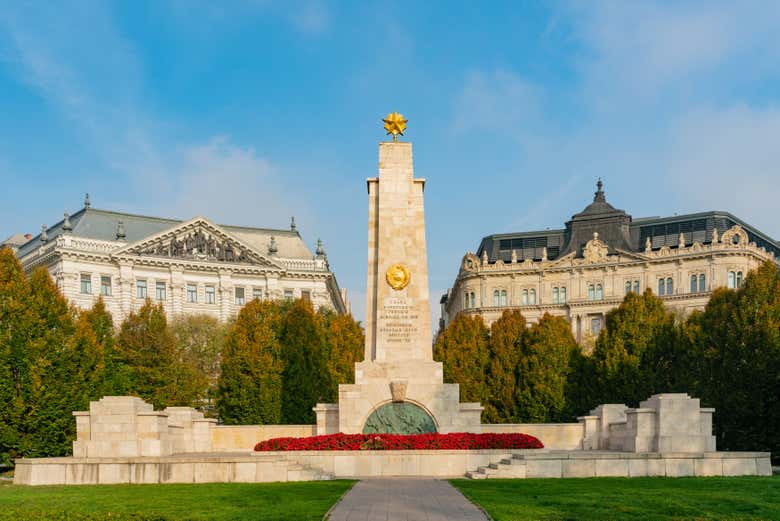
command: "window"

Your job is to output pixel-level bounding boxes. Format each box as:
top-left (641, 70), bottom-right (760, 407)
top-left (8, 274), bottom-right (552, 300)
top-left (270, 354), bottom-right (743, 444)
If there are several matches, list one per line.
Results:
top-left (736, 271), bottom-right (743, 288)
top-left (464, 293), bottom-right (470, 308)
top-left (529, 289), bottom-right (536, 305)
top-left (493, 290), bottom-right (500, 306)
top-left (136, 280), bottom-right (147, 299)
top-left (80, 274), bottom-right (92, 294)
top-left (691, 274), bottom-right (698, 293)
top-left (500, 290), bottom-right (507, 306)
top-left (553, 287), bottom-right (559, 304)
top-left (666, 278), bottom-right (673, 295)
top-left (470, 292), bottom-right (476, 308)
top-left (588, 285), bottom-right (595, 301)
top-left (595, 284), bottom-right (603, 301)
top-left (625, 281), bottom-right (632, 295)
top-left (284, 289), bottom-right (294, 301)
top-left (728, 271), bottom-right (736, 289)
top-left (658, 278), bottom-right (665, 295)
top-left (699, 274), bottom-right (706, 293)
top-left (156, 282), bottom-right (166, 301)
top-left (253, 288), bottom-right (263, 301)
top-left (187, 284), bottom-right (197, 303)
top-left (521, 289), bottom-right (529, 305)
top-left (560, 287), bottom-right (567, 304)
top-left (590, 317), bottom-right (603, 336)
top-left (301, 290), bottom-right (311, 302)
top-left (235, 287), bottom-right (246, 305)
top-left (633, 280), bottom-right (640, 294)
top-left (100, 276), bottom-right (111, 296)
top-left (205, 285), bottom-right (215, 304)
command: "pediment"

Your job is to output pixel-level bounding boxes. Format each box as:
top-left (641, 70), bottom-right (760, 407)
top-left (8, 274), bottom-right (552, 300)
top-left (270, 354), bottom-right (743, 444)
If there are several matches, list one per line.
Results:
top-left (113, 217), bottom-right (284, 269)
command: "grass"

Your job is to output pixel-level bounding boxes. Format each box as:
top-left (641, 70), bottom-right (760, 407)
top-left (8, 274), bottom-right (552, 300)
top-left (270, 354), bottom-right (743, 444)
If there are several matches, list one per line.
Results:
top-left (451, 476), bottom-right (780, 521)
top-left (0, 480), bottom-right (355, 520)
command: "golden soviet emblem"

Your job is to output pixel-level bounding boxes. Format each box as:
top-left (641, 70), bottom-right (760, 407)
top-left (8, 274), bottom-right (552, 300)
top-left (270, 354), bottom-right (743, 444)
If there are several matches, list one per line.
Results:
top-left (386, 263), bottom-right (411, 290)
top-left (382, 112), bottom-right (407, 142)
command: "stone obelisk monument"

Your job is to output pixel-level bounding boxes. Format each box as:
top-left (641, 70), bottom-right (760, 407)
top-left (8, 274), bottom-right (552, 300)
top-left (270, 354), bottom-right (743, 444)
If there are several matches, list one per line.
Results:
top-left (315, 114), bottom-right (482, 435)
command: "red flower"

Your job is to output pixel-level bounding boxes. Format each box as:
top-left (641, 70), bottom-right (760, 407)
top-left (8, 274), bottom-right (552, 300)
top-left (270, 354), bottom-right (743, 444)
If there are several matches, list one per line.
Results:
top-left (253, 432), bottom-right (543, 451)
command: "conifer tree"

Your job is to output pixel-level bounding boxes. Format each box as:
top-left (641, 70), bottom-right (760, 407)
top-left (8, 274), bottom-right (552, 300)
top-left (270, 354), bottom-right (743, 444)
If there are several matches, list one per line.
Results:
top-left (516, 313), bottom-right (578, 422)
top-left (170, 314), bottom-right (227, 408)
top-left (115, 300), bottom-right (199, 409)
top-left (79, 297), bottom-right (119, 396)
top-left (216, 299), bottom-right (284, 424)
top-left (322, 312), bottom-right (364, 401)
top-left (280, 299), bottom-right (330, 424)
top-left (590, 289), bottom-right (676, 406)
top-left (434, 313), bottom-right (490, 404)
top-left (484, 309), bottom-right (526, 423)
top-left (0, 249), bottom-right (30, 465)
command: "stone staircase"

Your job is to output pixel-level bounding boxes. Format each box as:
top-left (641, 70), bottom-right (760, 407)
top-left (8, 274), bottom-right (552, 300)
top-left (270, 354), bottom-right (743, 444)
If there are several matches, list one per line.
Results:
top-left (284, 461), bottom-right (334, 481)
top-left (465, 453), bottom-right (527, 479)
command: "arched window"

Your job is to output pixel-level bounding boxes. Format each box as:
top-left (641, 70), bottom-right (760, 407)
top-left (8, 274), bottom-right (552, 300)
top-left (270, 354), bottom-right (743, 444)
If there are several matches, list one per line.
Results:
top-left (470, 292), bottom-right (476, 308)
top-left (595, 284), bottom-right (603, 300)
top-left (728, 271), bottom-right (735, 289)
top-left (500, 290), bottom-right (507, 306)
top-left (625, 281), bottom-right (631, 295)
top-left (588, 285), bottom-right (595, 301)
top-left (522, 289), bottom-right (528, 305)
top-left (690, 274), bottom-right (698, 293)
top-left (493, 290), bottom-right (500, 306)
top-left (736, 271), bottom-right (743, 288)
top-left (699, 274), bottom-right (706, 292)
top-left (464, 293), bottom-right (469, 308)
top-left (530, 289), bottom-right (536, 305)
top-left (553, 287), bottom-right (559, 304)
top-left (658, 278), bottom-right (665, 295)
top-left (560, 287), bottom-right (567, 303)
top-left (666, 277), bottom-right (673, 295)
top-left (633, 280), bottom-right (640, 294)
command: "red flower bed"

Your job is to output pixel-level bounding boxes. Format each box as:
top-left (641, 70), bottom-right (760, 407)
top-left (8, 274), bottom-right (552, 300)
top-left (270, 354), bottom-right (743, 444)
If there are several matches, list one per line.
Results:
top-left (254, 432), bottom-right (543, 451)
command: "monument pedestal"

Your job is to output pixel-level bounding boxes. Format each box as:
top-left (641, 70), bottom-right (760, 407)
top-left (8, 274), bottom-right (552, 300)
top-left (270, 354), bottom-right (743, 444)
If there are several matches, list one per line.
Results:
top-left (315, 140), bottom-right (482, 435)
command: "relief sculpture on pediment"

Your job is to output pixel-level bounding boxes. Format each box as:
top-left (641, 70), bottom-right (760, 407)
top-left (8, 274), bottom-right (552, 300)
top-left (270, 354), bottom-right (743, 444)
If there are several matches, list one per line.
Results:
top-left (140, 228), bottom-right (249, 263)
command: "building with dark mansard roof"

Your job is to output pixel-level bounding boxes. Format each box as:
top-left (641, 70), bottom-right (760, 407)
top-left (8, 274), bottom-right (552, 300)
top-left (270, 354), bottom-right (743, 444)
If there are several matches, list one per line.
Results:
top-left (440, 180), bottom-right (779, 343)
top-left (15, 194), bottom-right (348, 323)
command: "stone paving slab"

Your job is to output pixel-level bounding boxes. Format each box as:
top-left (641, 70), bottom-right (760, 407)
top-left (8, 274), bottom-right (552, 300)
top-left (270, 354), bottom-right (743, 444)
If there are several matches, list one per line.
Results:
top-left (326, 479), bottom-right (487, 521)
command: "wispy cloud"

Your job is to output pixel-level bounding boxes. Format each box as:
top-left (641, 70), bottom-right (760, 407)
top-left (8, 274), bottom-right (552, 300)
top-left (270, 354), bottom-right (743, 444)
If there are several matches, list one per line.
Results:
top-left (0, 1), bottom-right (301, 228)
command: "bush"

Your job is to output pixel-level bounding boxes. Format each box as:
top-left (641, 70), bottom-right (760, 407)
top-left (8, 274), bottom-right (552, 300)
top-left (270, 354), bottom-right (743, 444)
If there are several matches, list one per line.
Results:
top-left (254, 432), bottom-right (543, 451)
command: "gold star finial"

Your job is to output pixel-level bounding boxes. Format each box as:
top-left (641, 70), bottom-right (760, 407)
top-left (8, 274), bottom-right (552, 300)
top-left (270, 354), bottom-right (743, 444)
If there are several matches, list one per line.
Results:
top-left (382, 112), bottom-right (407, 142)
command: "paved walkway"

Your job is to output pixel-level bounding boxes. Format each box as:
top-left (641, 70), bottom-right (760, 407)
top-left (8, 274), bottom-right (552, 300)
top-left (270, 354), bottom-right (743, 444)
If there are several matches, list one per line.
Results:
top-left (326, 479), bottom-right (488, 521)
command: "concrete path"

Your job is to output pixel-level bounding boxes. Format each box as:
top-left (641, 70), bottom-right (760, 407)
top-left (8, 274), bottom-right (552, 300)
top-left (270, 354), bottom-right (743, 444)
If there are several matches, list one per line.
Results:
top-left (326, 479), bottom-right (488, 521)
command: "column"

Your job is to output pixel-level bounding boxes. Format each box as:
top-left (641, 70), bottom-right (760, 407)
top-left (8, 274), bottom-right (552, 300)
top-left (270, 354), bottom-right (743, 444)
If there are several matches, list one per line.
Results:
top-left (170, 267), bottom-right (184, 317)
top-left (219, 270), bottom-right (233, 322)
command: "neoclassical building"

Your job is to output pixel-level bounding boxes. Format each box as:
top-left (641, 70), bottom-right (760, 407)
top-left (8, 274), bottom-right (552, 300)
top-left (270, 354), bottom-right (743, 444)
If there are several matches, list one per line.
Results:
top-left (440, 181), bottom-right (780, 342)
top-left (15, 196), bottom-right (348, 323)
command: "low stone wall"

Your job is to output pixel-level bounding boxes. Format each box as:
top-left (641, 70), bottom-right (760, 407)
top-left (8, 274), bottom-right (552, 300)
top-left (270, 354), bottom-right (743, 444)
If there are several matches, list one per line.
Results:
top-left (481, 423), bottom-right (584, 450)
top-left (13, 449), bottom-right (772, 485)
top-left (210, 425), bottom-right (317, 452)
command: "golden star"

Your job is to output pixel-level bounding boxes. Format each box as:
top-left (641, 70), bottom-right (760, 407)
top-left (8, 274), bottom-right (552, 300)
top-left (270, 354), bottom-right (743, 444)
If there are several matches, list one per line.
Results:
top-left (382, 112), bottom-right (408, 141)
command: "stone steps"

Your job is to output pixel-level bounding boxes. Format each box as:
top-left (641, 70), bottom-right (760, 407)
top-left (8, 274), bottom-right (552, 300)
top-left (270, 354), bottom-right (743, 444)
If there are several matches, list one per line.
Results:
top-left (465, 454), bottom-right (528, 479)
top-left (284, 461), bottom-right (334, 481)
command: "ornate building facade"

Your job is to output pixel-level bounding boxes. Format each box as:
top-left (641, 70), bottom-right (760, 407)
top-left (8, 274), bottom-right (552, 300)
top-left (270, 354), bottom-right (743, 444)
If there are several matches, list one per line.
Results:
top-left (16, 196), bottom-right (348, 323)
top-left (440, 181), bottom-right (780, 342)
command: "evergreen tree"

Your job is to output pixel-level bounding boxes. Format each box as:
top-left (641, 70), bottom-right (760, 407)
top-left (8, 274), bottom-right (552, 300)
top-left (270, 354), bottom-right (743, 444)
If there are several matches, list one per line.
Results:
top-left (516, 313), bottom-right (579, 422)
top-left (115, 300), bottom-right (199, 409)
top-left (170, 314), bottom-right (227, 408)
top-left (280, 299), bottom-right (330, 424)
top-left (0, 249), bottom-right (31, 465)
top-left (590, 289), bottom-right (676, 406)
top-left (79, 297), bottom-right (119, 396)
top-left (216, 299), bottom-right (284, 424)
top-left (322, 311), bottom-right (364, 402)
top-left (484, 309), bottom-right (526, 423)
top-left (434, 313), bottom-right (490, 404)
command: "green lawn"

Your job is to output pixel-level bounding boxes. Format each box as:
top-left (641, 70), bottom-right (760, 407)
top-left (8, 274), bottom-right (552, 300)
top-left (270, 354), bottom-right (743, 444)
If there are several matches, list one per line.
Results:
top-left (0, 480), bottom-right (355, 521)
top-left (451, 476), bottom-right (780, 521)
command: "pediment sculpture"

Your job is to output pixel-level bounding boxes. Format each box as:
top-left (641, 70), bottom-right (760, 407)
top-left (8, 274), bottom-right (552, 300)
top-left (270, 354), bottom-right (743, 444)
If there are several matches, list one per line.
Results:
top-left (582, 232), bottom-right (609, 263)
top-left (136, 226), bottom-right (250, 263)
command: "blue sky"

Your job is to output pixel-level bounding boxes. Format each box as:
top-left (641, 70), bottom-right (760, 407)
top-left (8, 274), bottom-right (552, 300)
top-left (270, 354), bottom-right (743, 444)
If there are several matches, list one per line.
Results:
top-left (2, 1), bottom-right (780, 325)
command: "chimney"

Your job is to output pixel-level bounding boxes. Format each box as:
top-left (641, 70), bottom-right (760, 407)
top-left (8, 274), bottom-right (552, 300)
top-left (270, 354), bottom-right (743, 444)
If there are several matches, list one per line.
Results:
top-left (24, 234), bottom-right (32, 240)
